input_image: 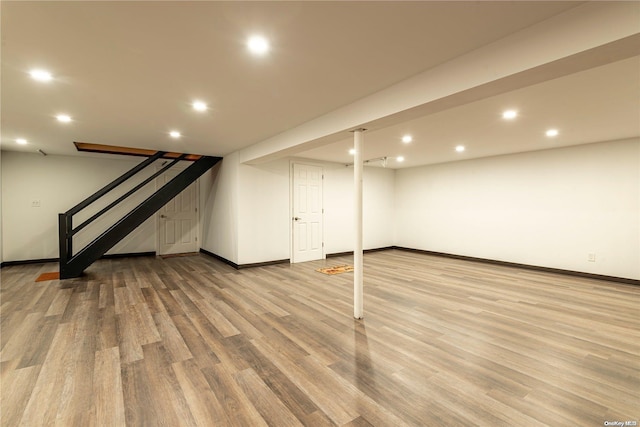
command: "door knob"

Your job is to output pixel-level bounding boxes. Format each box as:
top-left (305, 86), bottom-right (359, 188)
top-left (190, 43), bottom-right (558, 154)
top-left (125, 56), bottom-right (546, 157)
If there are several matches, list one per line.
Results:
top-left (160, 214), bottom-right (167, 219)
top-left (293, 217), bottom-right (301, 221)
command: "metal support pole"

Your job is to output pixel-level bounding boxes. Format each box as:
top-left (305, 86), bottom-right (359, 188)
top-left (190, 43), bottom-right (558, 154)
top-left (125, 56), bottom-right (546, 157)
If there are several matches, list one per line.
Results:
top-left (353, 128), bottom-right (365, 319)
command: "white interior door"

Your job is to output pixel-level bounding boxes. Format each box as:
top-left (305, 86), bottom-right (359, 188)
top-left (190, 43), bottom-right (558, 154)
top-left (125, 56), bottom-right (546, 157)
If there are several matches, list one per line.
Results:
top-left (157, 169), bottom-right (199, 255)
top-left (292, 163), bottom-right (324, 263)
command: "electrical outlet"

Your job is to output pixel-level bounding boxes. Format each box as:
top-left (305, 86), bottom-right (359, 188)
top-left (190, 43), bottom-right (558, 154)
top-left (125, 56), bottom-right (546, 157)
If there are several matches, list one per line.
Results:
top-left (588, 253), bottom-right (596, 262)
top-left (31, 199), bottom-right (41, 208)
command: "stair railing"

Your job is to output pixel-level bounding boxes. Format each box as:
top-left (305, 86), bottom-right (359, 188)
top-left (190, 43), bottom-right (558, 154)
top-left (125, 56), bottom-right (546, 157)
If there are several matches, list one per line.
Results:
top-left (58, 150), bottom-right (200, 278)
top-left (59, 151), bottom-right (166, 272)
top-left (59, 150), bottom-right (220, 278)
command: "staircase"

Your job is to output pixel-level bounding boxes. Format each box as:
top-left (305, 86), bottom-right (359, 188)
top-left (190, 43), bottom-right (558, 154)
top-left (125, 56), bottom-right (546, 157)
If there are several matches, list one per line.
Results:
top-left (58, 151), bottom-right (221, 279)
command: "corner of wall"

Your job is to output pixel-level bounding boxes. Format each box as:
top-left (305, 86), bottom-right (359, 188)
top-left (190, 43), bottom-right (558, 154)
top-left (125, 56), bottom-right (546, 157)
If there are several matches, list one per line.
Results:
top-left (393, 138), bottom-right (640, 280)
top-left (237, 157), bottom-right (290, 265)
top-left (200, 152), bottom-right (240, 264)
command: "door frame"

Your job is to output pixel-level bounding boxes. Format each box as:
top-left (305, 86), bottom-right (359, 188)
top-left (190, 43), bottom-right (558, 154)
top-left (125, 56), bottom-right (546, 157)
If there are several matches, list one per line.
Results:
top-left (155, 164), bottom-right (201, 256)
top-left (289, 161), bottom-right (325, 263)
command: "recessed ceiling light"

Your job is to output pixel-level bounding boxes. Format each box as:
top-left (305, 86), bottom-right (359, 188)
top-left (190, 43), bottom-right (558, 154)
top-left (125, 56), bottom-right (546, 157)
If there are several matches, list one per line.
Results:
top-left (56, 114), bottom-right (72, 123)
top-left (546, 129), bottom-right (559, 137)
top-left (455, 145), bottom-right (465, 152)
top-left (16, 138), bottom-right (28, 145)
top-left (349, 148), bottom-right (356, 155)
top-left (396, 156), bottom-right (405, 162)
top-left (29, 69), bottom-right (52, 82)
top-left (169, 131), bottom-right (181, 138)
top-left (192, 101), bottom-right (207, 112)
top-left (502, 109), bottom-right (518, 120)
top-left (247, 35), bottom-right (270, 56)
top-left (402, 135), bottom-right (412, 143)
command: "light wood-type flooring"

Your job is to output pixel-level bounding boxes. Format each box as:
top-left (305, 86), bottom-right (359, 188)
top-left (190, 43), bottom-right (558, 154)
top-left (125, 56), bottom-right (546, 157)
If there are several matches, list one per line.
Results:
top-left (1, 250), bottom-right (638, 426)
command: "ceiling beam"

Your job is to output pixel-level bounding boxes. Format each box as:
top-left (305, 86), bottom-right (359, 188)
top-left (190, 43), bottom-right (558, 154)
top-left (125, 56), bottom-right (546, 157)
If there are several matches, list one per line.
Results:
top-left (239, 1), bottom-right (640, 165)
top-left (74, 142), bottom-right (204, 161)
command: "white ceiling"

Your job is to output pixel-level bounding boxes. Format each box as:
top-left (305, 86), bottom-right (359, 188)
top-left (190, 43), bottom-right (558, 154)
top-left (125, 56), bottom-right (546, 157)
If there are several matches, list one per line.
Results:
top-left (2, 1), bottom-right (638, 168)
top-left (300, 56), bottom-right (640, 168)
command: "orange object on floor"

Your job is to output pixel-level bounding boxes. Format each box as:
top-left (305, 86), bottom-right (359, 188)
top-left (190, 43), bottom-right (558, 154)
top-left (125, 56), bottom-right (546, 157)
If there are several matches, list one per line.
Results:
top-left (316, 265), bottom-right (354, 275)
top-left (35, 272), bottom-right (60, 282)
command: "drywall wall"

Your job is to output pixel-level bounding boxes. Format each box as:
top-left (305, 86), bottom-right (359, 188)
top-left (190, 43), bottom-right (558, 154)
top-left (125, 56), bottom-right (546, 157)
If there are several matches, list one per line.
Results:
top-left (201, 153), bottom-right (288, 266)
top-left (202, 155), bottom-right (396, 266)
top-left (395, 138), bottom-right (640, 280)
top-left (8, 136), bottom-right (633, 281)
top-left (1, 151), bottom-right (158, 262)
top-left (200, 152), bottom-right (239, 264)
top-left (324, 164), bottom-right (395, 254)
top-left (237, 158), bottom-right (291, 265)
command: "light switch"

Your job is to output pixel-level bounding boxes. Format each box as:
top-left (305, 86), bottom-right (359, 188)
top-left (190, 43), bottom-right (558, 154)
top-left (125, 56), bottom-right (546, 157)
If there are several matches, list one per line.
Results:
top-left (32, 199), bottom-right (41, 207)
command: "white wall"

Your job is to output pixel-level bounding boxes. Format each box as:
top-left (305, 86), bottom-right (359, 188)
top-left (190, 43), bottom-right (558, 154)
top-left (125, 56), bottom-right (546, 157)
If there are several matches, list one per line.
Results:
top-left (395, 138), bottom-right (640, 280)
top-left (324, 164), bottom-right (395, 254)
top-left (6, 138), bottom-right (635, 282)
top-left (200, 152), bottom-right (239, 264)
top-left (1, 151), bottom-right (158, 262)
top-left (201, 155), bottom-right (396, 265)
top-left (237, 159), bottom-right (290, 265)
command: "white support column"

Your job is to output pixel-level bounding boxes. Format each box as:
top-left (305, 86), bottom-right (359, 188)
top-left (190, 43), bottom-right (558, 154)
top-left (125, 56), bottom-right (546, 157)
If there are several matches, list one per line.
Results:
top-left (353, 128), bottom-right (365, 319)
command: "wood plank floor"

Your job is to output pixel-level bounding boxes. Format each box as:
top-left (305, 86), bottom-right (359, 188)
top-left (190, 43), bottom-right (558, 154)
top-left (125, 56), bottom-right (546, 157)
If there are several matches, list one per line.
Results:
top-left (1, 250), bottom-right (638, 426)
